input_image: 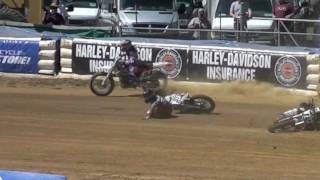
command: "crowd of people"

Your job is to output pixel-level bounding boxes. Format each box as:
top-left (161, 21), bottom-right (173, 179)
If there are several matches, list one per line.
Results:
top-left (40, 0), bottom-right (316, 45)
top-left (181, 0), bottom-right (314, 44)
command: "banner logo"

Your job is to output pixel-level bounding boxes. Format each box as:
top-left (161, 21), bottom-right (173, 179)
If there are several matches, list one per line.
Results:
top-left (155, 49), bottom-right (182, 79)
top-left (274, 56), bottom-right (301, 87)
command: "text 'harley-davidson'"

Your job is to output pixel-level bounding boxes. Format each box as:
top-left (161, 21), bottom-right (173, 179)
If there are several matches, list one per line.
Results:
top-left (90, 56), bottom-right (169, 96)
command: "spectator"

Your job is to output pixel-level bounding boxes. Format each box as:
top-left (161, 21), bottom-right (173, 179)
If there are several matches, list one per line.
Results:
top-left (43, 2), bottom-right (65, 25)
top-left (188, 8), bottom-right (211, 39)
top-left (191, 0), bottom-right (207, 18)
top-left (229, 0), bottom-right (251, 42)
top-left (0, 0), bottom-right (4, 8)
top-left (293, 0), bottom-right (311, 44)
top-left (56, 0), bottom-right (69, 25)
top-left (295, 0), bottom-right (311, 19)
top-left (272, 0), bottom-right (295, 45)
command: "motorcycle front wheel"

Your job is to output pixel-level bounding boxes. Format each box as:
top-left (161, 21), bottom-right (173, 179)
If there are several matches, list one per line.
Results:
top-left (187, 95), bottom-right (215, 113)
top-left (90, 73), bottom-right (115, 96)
top-left (268, 119), bottom-right (295, 133)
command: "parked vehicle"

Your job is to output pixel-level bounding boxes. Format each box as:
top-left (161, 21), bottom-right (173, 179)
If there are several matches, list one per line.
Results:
top-left (209, 0), bottom-right (274, 44)
top-left (61, 0), bottom-right (101, 26)
top-left (90, 56), bottom-right (168, 96)
top-left (100, 0), bottom-right (179, 36)
top-left (164, 93), bottom-right (215, 113)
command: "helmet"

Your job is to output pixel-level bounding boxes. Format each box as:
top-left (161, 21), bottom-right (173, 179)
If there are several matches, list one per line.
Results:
top-left (50, 2), bottom-right (58, 9)
top-left (299, 102), bottom-right (313, 111)
top-left (143, 90), bottom-right (157, 103)
top-left (198, 8), bottom-right (205, 17)
top-left (120, 39), bottom-right (132, 52)
top-left (299, 0), bottom-right (308, 7)
top-left (194, 0), bottom-right (203, 8)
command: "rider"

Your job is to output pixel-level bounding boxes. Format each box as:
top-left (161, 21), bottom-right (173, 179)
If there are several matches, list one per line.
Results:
top-left (281, 102), bottom-right (314, 118)
top-left (119, 39), bottom-right (139, 85)
top-left (281, 102), bottom-right (320, 130)
top-left (143, 89), bottom-right (173, 120)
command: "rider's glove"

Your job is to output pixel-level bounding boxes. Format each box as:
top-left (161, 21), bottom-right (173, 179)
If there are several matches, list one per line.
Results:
top-left (145, 110), bottom-right (151, 120)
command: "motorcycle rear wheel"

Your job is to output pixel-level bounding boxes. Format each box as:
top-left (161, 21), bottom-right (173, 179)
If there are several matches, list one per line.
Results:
top-left (140, 71), bottom-right (168, 91)
top-left (90, 73), bottom-right (115, 96)
top-left (186, 95), bottom-right (215, 113)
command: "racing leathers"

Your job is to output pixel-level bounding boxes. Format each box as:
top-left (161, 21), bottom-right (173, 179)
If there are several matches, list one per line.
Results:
top-left (124, 46), bottom-right (139, 77)
top-left (121, 46), bottom-right (139, 86)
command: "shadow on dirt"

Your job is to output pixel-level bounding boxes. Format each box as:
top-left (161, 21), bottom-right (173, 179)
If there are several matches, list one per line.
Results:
top-left (177, 112), bottom-right (221, 116)
top-left (110, 94), bottom-right (142, 98)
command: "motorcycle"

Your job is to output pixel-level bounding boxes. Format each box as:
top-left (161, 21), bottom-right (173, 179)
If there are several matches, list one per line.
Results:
top-left (268, 101), bottom-right (320, 133)
top-left (164, 93), bottom-right (215, 113)
top-left (90, 56), bottom-right (168, 96)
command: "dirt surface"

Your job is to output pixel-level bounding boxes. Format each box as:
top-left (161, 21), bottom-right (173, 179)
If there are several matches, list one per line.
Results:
top-left (1, 76), bottom-right (320, 180)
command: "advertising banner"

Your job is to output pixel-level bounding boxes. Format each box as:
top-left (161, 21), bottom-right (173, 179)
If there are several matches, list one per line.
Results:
top-left (0, 39), bottom-right (39, 74)
top-left (188, 48), bottom-right (308, 88)
top-left (71, 38), bottom-right (310, 89)
top-left (0, 170), bottom-right (66, 180)
top-left (72, 39), bottom-right (188, 80)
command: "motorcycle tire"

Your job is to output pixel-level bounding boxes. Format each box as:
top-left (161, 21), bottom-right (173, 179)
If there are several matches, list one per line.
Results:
top-left (90, 73), bottom-right (115, 96)
top-left (140, 70), bottom-right (168, 91)
top-left (268, 119), bottom-right (295, 133)
top-left (155, 72), bottom-right (168, 90)
top-left (187, 95), bottom-right (215, 113)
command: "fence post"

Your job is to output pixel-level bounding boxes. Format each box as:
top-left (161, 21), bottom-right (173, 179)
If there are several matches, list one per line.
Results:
top-left (277, 20), bottom-right (280, 46)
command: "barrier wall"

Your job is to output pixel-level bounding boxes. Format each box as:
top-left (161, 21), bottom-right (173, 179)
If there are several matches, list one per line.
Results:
top-left (1, 37), bottom-right (320, 91)
top-left (65, 38), bottom-right (320, 90)
top-left (0, 170), bottom-right (66, 180)
top-left (39, 40), bottom-right (57, 75)
top-left (0, 38), bottom-right (58, 75)
top-left (60, 39), bottom-right (73, 74)
top-left (306, 54), bottom-right (320, 90)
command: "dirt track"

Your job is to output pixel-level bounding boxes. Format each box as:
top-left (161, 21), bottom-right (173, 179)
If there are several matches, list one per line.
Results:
top-left (1, 77), bottom-right (320, 180)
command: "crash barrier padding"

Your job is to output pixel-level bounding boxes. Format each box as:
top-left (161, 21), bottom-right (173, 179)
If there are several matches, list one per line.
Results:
top-left (306, 54), bottom-right (320, 90)
top-left (38, 41), bottom-right (56, 75)
top-left (0, 37), bottom-right (60, 75)
top-left (60, 39), bottom-right (72, 73)
top-left (68, 38), bottom-right (320, 90)
top-left (0, 170), bottom-right (67, 180)
top-left (0, 38), bottom-right (40, 74)
top-left (60, 39), bottom-right (73, 73)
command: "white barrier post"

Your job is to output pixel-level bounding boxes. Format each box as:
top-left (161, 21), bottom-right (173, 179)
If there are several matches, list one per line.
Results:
top-left (60, 39), bottom-right (73, 74)
top-left (38, 40), bottom-right (56, 75)
top-left (306, 54), bottom-right (320, 91)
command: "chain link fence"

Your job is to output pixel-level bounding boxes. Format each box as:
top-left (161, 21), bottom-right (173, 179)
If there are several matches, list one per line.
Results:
top-left (118, 17), bottom-right (320, 48)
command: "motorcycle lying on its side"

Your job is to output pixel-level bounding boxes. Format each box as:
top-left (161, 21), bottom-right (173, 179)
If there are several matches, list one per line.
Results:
top-left (268, 102), bottom-right (320, 133)
top-left (90, 56), bottom-right (168, 96)
top-left (164, 93), bottom-right (215, 113)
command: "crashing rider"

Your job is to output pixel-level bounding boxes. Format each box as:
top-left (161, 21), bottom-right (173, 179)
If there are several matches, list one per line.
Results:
top-left (143, 89), bottom-right (173, 120)
top-left (119, 39), bottom-right (139, 86)
top-left (280, 102), bottom-right (320, 130)
top-left (280, 102), bottom-right (314, 118)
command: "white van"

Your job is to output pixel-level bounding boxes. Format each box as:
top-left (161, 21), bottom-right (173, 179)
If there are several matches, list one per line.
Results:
top-left (209, 0), bottom-right (274, 44)
top-left (100, 0), bottom-right (179, 36)
top-left (61, 0), bottom-right (101, 26)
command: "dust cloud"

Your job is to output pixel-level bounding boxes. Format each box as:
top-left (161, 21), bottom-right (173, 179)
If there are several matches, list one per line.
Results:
top-left (167, 80), bottom-right (315, 106)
